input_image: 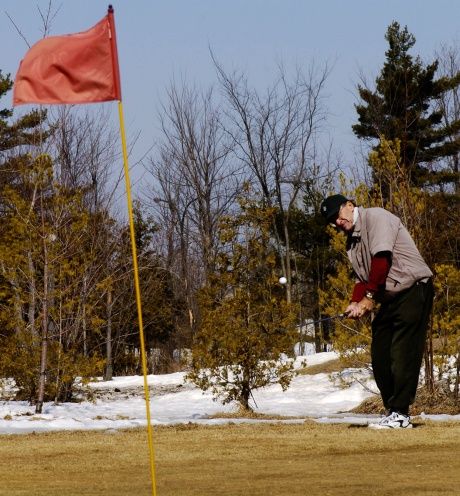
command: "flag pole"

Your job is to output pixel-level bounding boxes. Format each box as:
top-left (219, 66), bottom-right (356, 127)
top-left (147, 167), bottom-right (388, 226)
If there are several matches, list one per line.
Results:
top-left (13, 5), bottom-right (158, 493)
top-left (108, 6), bottom-right (157, 496)
top-left (118, 99), bottom-right (157, 496)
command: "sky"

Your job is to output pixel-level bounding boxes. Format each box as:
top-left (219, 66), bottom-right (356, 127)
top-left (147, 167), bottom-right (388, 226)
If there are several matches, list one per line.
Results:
top-left (0, 351), bottom-right (458, 435)
top-left (2, 0), bottom-right (460, 198)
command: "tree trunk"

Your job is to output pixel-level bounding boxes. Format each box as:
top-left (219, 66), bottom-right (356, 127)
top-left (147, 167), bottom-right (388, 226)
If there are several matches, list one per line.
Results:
top-left (424, 319), bottom-right (435, 393)
top-left (27, 252), bottom-right (36, 334)
top-left (82, 275), bottom-right (87, 357)
top-left (36, 233), bottom-right (49, 412)
top-left (36, 192), bottom-right (49, 414)
top-left (240, 368), bottom-right (252, 411)
top-left (454, 352), bottom-right (460, 401)
top-left (11, 277), bottom-right (23, 335)
top-left (283, 222), bottom-right (292, 304)
top-left (104, 288), bottom-right (113, 381)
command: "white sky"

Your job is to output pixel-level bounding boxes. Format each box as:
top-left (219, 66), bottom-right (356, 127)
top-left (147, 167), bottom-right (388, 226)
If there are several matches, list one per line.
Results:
top-left (0, 352), bottom-right (458, 435)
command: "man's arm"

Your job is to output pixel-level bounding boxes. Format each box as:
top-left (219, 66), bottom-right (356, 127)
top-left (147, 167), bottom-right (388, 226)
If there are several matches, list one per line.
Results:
top-left (346, 252), bottom-right (391, 318)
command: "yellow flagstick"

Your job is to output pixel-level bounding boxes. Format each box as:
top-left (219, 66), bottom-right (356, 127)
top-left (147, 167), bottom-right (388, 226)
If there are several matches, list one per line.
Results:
top-left (12, 4), bottom-right (157, 494)
top-left (118, 100), bottom-right (157, 496)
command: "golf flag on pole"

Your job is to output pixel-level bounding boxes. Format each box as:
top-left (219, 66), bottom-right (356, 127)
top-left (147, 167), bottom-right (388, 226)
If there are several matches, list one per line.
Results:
top-left (12, 7), bottom-right (157, 496)
top-left (13, 7), bottom-right (121, 105)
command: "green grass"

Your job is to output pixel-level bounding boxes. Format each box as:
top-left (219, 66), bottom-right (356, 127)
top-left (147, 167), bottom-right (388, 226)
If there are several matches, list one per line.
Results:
top-left (0, 421), bottom-right (459, 495)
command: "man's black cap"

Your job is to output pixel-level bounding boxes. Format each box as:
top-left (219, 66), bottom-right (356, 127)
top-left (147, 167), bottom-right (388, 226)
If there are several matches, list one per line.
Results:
top-left (320, 194), bottom-right (349, 223)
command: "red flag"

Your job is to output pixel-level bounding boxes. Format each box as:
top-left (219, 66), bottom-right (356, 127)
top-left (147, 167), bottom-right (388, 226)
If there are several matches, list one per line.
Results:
top-left (13, 7), bottom-right (121, 106)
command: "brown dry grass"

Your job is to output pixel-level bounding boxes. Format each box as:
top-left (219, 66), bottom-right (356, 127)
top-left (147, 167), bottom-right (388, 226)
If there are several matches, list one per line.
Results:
top-left (0, 421), bottom-right (459, 496)
top-left (296, 358), bottom-right (345, 375)
top-left (352, 384), bottom-right (460, 415)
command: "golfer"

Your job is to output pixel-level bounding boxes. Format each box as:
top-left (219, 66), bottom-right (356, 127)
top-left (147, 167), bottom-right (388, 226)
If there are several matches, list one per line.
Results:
top-left (320, 194), bottom-right (434, 429)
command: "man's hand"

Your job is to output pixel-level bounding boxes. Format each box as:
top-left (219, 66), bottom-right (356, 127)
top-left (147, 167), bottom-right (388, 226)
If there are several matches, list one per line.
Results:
top-left (345, 302), bottom-right (359, 318)
top-left (345, 297), bottom-right (374, 319)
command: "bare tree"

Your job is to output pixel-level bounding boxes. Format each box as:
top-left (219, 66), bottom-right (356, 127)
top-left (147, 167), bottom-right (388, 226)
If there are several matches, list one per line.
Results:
top-left (214, 59), bottom-right (331, 302)
top-left (47, 106), bottom-right (120, 211)
top-left (435, 42), bottom-right (460, 195)
top-left (145, 82), bottom-right (239, 339)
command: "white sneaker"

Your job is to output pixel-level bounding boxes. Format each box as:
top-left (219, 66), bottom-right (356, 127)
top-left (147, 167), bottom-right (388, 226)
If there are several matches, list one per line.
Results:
top-left (368, 411), bottom-right (413, 429)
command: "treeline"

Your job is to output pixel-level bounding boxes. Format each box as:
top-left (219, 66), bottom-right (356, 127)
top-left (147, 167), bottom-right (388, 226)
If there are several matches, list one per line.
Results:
top-left (0, 22), bottom-right (458, 411)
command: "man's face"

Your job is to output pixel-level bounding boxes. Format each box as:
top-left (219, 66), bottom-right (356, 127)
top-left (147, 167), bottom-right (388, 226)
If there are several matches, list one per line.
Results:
top-left (333, 201), bottom-right (355, 232)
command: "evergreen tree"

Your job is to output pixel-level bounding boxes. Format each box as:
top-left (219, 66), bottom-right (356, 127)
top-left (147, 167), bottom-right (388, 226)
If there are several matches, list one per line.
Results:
top-left (0, 70), bottom-right (47, 157)
top-left (114, 204), bottom-right (184, 374)
top-left (432, 263), bottom-right (460, 400)
top-left (368, 138), bottom-right (428, 248)
top-left (0, 153), bottom-right (104, 403)
top-left (281, 186), bottom-right (339, 351)
top-left (353, 22), bottom-right (460, 189)
top-left (188, 192), bottom-right (299, 411)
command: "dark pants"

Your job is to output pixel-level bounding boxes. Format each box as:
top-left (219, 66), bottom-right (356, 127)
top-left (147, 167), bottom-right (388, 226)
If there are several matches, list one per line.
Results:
top-left (371, 279), bottom-right (434, 415)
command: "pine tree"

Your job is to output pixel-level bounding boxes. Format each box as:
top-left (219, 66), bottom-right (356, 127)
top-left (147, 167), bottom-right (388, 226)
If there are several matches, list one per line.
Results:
top-left (432, 263), bottom-right (460, 400)
top-left (0, 153), bottom-right (105, 404)
top-left (353, 22), bottom-right (460, 190)
top-left (283, 187), bottom-right (340, 351)
top-left (116, 204), bottom-right (184, 374)
top-left (368, 138), bottom-right (427, 248)
top-left (0, 70), bottom-right (47, 156)
top-left (188, 192), bottom-right (299, 411)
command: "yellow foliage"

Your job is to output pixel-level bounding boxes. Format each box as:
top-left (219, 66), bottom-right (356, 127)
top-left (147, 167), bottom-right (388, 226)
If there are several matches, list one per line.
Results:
top-left (369, 138), bottom-right (427, 246)
top-left (0, 152), bottom-right (110, 400)
top-left (189, 195), bottom-right (299, 409)
top-left (0, 330), bottom-right (104, 402)
top-left (432, 263), bottom-right (460, 384)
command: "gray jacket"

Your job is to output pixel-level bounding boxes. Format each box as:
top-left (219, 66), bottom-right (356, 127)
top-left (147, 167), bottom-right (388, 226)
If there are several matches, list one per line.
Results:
top-left (346, 207), bottom-right (433, 296)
